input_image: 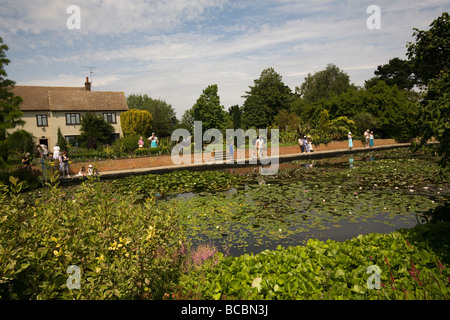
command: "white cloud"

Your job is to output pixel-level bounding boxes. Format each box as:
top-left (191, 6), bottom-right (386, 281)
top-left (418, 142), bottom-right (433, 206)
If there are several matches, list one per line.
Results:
top-left (2, 0), bottom-right (449, 117)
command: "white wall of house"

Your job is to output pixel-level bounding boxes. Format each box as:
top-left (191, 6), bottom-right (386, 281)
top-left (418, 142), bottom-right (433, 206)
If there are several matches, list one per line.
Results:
top-left (17, 110), bottom-right (125, 150)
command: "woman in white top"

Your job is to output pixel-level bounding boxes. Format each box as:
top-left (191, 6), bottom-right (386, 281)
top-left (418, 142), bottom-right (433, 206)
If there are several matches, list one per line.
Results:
top-left (53, 145), bottom-right (60, 161)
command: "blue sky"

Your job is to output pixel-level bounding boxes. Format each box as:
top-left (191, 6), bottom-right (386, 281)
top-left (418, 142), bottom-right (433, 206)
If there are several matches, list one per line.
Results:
top-left (1, 0), bottom-right (448, 118)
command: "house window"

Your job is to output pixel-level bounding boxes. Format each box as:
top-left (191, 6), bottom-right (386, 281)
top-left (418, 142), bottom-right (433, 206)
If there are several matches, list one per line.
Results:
top-left (103, 112), bottom-right (117, 124)
top-left (65, 135), bottom-right (80, 147)
top-left (66, 113), bottom-right (81, 125)
top-left (36, 114), bottom-right (48, 127)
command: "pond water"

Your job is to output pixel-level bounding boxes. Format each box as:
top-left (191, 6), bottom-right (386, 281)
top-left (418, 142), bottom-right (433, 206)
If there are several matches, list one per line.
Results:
top-left (164, 149), bottom-right (448, 257)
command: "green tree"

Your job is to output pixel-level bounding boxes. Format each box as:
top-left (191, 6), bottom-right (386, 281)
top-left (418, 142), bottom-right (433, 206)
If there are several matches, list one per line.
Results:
top-left (352, 111), bottom-right (379, 136)
top-left (317, 109), bottom-right (331, 140)
top-left (57, 127), bottom-right (67, 151)
top-left (228, 105), bottom-right (242, 130)
top-left (127, 94), bottom-right (178, 137)
top-left (273, 109), bottom-right (300, 132)
top-left (407, 12), bottom-right (450, 86)
top-left (120, 109), bottom-right (153, 138)
top-left (241, 67), bottom-right (292, 129)
top-left (6, 129), bottom-right (35, 156)
top-left (329, 116), bottom-right (356, 141)
top-left (178, 107), bottom-right (194, 133)
top-left (414, 71), bottom-right (449, 170)
top-left (297, 63), bottom-right (352, 103)
top-left (192, 84), bottom-right (229, 133)
top-left (0, 37), bottom-right (24, 164)
top-left (324, 81), bottom-right (417, 139)
top-left (79, 112), bottom-right (115, 149)
top-left (365, 57), bottom-right (416, 90)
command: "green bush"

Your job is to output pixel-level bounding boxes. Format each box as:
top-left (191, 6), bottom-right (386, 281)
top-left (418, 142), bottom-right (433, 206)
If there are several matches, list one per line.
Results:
top-left (113, 135), bottom-right (146, 154)
top-left (0, 165), bottom-right (41, 191)
top-left (176, 225), bottom-right (450, 300)
top-left (0, 174), bottom-right (187, 299)
top-left (134, 148), bottom-right (149, 156)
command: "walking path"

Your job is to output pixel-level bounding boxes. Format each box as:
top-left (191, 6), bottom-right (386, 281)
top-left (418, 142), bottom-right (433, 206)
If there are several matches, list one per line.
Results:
top-left (59, 142), bottom-right (411, 184)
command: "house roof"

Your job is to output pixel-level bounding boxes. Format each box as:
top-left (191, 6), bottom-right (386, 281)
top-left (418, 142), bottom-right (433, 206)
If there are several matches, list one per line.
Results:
top-left (10, 86), bottom-right (128, 112)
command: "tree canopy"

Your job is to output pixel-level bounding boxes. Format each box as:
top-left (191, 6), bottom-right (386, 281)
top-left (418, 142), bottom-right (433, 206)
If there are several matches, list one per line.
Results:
top-left (126, 94), bottom-right (177, 137)
top-left (407, 12), bottom-right (450, 87)
top-left (79, 112), bottom-right (115, 149)
top-left (241, 67), bottom-right (292, 129)
top-left (0, 37), bottom-right (24, 164)
top-left (120, 109), bottom-right (153, 138)
top-left (296, 63), bottom-right (353, 103)
top-left (192, 84), bottom-right (230, 133)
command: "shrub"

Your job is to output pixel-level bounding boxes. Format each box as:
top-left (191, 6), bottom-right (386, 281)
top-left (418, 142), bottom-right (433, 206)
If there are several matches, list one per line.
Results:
top-left (0, 175), bottom-right (188, 299)
top-left (134, 148), bottom-right (149, 156)
top-left (176, 226), bottom-right (450, 300)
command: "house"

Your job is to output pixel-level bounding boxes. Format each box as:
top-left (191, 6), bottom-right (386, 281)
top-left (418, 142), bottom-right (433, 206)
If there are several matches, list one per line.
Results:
top-left (10, 77), bottom-right (128, 149)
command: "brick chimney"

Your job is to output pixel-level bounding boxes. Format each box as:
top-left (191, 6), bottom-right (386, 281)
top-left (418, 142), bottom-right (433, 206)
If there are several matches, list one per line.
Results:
top-left (84, 77), bottom-right (91, 91)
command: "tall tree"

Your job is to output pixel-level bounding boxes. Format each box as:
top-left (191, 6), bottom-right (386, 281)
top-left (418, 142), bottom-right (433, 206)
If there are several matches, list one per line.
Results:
top-left (228, 105), bottom-right (242, 130)
top-left (127, 94), bottom-right (178, 137)
top-left (178, 107), bottom-right (194, 133)
top-left (414, 70), bottom-right (449, 169)
top-left (241, 67), bottom-right (292, 129)
top-left (407, 12), bottom-right (450, 87)
top-left (365, 57), bottom-right (416, 90)
top-left (0, 37), bottom-right (24, 164)
top-left (192, 84), bottom-right (229, 133)
top-left (297, 63), bottom-right (352, 103)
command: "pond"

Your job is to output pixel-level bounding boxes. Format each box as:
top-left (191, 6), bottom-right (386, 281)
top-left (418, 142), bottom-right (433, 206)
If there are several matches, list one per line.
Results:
top-left (109, 148), bottom-right (448, 257)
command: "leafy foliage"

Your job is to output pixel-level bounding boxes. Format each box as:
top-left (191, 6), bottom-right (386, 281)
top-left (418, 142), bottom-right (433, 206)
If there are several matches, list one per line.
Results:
top-left (297, 63), bottom-right (353, 103)
top-left (0, 37), bottom-right (24, 165)
top-left (111, 170), bottom-right (245, 199)
top-left (0, 174), bottom-right (187, 299)
top-left (241, 68), bottom-right (292, 129)
top-left (177, 227), bottom-right (450, 300)
top-left (79, 112), bottom-right (115, 149)
top-left (127, 94), bottom-right (178, 137)
top-left (407, 12), bottom-right (450, 86)
top-left (120, 109), bottom-right (153, 138)
top-left (192, 84), bottom-right (230, 134)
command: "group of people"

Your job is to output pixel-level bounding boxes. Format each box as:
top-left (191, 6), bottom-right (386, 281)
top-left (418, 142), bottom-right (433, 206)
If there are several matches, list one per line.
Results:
top-left (138, 133), bottom-right (159, 148)
top-left (298, 136), bottom-right (314, 153)
top-left (26, 144), bottom-right (71, 178)
top-left (348, 130), bottom-right (375, 150)
top-left (50, 144), bottom-right (71, 177)
top-left (77, 164), bottom-right (98, 177)
top-left (32, 144), bottom-right (101, 178)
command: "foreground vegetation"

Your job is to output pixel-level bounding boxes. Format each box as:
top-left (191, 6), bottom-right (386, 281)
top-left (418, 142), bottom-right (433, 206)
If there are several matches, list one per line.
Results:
top-left (0, 149), bottom-right (448, 300)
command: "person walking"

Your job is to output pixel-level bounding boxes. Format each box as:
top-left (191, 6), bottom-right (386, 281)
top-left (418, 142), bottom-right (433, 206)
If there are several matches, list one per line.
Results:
top-left (348, 132), bottom-right (353, 150)
top-left (259, 137), bottom-right (264, 157)
top-left (369, 131), bottom-right (374, 148)
top-left (254, 137), bottom-right (261, 159)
